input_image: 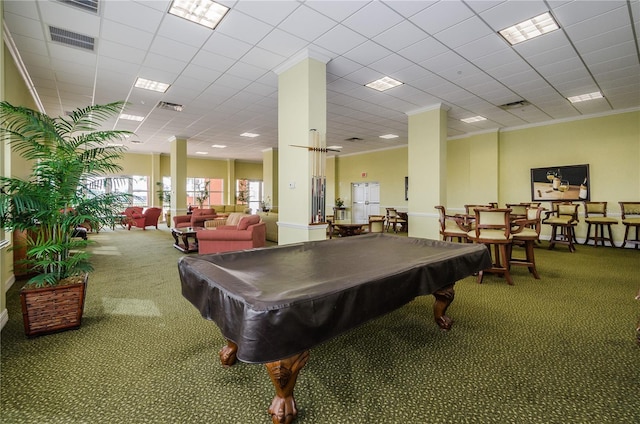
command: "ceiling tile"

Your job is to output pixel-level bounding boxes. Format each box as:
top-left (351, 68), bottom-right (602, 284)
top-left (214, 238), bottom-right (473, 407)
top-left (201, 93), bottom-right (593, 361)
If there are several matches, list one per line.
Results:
top-left (410, 1), bottom-right (474, 34)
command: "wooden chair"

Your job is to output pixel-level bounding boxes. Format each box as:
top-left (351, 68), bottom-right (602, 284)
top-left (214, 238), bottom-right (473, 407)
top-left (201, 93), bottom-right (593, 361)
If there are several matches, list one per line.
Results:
top-left (619, 202), bottom-right (640, 249)
top-left (385, 208), bottom-right (407, 233)
top-left (368, 215), bottom-right (385, 233)
top-left (464, 204), bottom-right (494, 215)
top-left (510, 206), bottom-right (543, 279)
top-left (583, 202), bottom-right (617, 247)
top-left (505, 203), bottom-right (528, 219)
top-left (435, 206), bottom-right (469, 243)
top-left (542, 202), bottom-right (579, 252)
top-left (467, 208), bottom-right (514, 285)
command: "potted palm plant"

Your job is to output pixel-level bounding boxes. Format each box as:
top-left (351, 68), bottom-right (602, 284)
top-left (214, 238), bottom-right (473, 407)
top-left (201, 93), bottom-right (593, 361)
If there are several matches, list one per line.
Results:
top-left (0, 101), bottom-right (132, 337)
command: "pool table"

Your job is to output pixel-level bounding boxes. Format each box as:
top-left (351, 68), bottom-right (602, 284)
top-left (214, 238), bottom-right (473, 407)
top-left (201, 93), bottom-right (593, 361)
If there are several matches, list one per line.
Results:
top-left (178, 233), bottom-right (491, 423)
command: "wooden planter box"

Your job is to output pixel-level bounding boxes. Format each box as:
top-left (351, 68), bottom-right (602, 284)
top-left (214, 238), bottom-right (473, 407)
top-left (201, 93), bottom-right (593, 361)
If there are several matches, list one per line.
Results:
top-left (20, 275), bottom-right (88, 337)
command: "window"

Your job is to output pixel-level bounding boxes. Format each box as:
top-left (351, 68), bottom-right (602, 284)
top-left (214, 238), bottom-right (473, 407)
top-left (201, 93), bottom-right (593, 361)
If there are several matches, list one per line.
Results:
top-left (87, 175), bottom-right (148, 206)
top-left (236, 179), bottom-right (263, 213)
top-left (186, 178), bottom-right (223, 208)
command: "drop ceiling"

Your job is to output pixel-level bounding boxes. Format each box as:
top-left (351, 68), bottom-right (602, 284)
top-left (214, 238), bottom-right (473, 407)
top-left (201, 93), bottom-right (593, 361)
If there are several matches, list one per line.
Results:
top-left (3, 0), bottom-right (639, 161)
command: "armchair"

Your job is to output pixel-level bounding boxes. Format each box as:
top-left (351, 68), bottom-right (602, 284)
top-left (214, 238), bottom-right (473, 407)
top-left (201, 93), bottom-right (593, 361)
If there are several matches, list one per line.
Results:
top-left (173, 208), bottom-right (218, 229)
top-left (542, 202), bottom-right (579, 252)
top-left (120, 206), bottom-right (143, 228)
top-left (197, 214), bottom-right (266, 254)
top-left (435, 205), bottom-right (470, 243)
top-left (128, 207), bottom-right (162, 230)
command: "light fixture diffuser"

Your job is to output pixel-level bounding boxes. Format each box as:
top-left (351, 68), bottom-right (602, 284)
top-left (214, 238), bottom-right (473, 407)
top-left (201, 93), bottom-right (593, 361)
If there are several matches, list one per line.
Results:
top-left (461, 116), bottom-right (487, 123)
top-left (240, 132), bottom-right (259, 138)
top-left (365, 76), bottom-right (403, 92)
top-left (168, 0), bottom-right (230, 30)
top-left (567, 92), bottom-right (603, 103)
top-left (499, 12), bottom-right (559, 45)
top-left (379, 134), bottom-right (399, 139)
top-left (119, 114), bottom-right (145, 122)
top-left (211, 144), bottom-right (227, 148)
top-left (135, 77), bottom-right (170, 93)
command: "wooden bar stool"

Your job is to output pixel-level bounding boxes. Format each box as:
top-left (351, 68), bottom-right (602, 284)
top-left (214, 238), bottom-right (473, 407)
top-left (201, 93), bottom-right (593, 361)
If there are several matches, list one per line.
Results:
top-left (583, 201), bottom-right (617, 247)
top-left (542, 202), bottom-right (579, 252)
top-left (510, 207), bottom-right (542, 279)
top-left (619, 202), bottom-right (640, 249)
top-left (467, 208), bottom-right (514, 285)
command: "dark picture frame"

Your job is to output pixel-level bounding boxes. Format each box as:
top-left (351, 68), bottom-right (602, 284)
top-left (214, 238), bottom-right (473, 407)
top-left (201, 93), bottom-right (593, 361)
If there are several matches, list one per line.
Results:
top-left (404, 176), bottom-right (408, 201)
top-left (530, 164), bottom-right (590, 201)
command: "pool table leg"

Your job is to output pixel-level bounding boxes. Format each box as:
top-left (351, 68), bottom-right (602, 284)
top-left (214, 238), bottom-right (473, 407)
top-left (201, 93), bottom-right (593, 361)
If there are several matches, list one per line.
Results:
top-left (265, 350), bottom-right (310, 424)
top-left (219, 340), bottom-right (238, 366)
top-left (433, 284), bottom-right (455, 330)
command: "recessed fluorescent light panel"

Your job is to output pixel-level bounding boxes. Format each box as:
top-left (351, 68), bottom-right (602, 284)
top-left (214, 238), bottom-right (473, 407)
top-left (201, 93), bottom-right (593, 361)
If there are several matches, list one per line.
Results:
top-left (327, 145), bottom-right (342, 150)
top-left (499, 12), bottom-right (559, 45)
top-left (567, 92), bottom-right (603, 103)
top-left (379, 134), bottom-right (399, 139)
top-left (120, 114), bottom-right (145, 122)
top-left (211, 144), bottom-right (227, 148)
top-left (461, 116), bottom-right (487, 123)
top-left (195, 151), bottom-right (208, 155)
top-left (168, 0), bottom-right (230, 30)
top-left (365, 76), bottom-right (403, 92)
top-left (240, 132), bottom-right (259, 138)
top-left (135, 77), bottom-right (170, 93)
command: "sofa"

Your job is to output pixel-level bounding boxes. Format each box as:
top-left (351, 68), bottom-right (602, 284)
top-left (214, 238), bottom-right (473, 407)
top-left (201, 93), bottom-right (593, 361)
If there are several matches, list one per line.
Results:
top-left (257, 208), bottom-right (278, 243)
top-left (197, 214), bottom-right (266, 254)
top-left (173, 208), bottom-right (218, 228)
top-left (210, 204), bottom-right (251, 215)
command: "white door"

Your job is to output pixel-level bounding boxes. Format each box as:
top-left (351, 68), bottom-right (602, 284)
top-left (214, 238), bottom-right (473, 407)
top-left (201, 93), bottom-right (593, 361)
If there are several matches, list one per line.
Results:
top-left (351, 182), bottom-right (380, 223)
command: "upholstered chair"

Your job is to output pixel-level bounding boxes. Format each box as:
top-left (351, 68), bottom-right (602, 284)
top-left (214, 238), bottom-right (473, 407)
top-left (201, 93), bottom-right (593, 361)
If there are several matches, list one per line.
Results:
top-left (368, 215), bottom-right (385, 233)
top-left (510, 206), bottom-right (543, 279)
top-left (583, 202), bottom-right (618, 247)
top-left (542, 202), bottom-right (580, 252)
top-left (619, 202), bottom-right (640, 249)
top-left (435, 206), bottom-right (469, 243)
top-left (467, 208), bottom-right (514, 285)
top-left (128, 207), bottom-right (162, 230)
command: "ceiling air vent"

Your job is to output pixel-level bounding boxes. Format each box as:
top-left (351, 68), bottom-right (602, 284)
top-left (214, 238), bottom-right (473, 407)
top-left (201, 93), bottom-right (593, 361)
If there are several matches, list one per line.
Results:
top-left (49, 26), bottom-right (95, 51)
top-left (345, 137), bottom-right (363, 142)
top-left (58, 0), bottom-right (99, 14)
top-left (157, 101), bottom-right (184, 112)
top-left (499, 100), bottom-right (531, 110)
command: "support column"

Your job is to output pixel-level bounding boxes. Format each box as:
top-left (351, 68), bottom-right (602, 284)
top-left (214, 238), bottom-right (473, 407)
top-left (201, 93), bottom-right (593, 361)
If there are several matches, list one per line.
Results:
top-left (170, 137), bottom-right (187, 223)
top-left (226, 159), bottom-right (236, 205)
top-left (407, 105), bottom-right (448, 240)
top-left (262, 148), bottom-right (278, 208)
top-left (275, 51), bottom-right (329, 245)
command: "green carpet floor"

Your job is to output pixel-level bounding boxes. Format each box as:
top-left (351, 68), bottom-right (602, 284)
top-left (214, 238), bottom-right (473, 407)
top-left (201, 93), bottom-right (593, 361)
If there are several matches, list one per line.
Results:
top-left (1, 227), bottom-right (639, 423)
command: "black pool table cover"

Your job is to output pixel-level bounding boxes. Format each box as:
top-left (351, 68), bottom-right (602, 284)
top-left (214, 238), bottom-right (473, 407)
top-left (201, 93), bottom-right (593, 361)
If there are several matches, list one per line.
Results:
top-left (179, 233), bottom-right (491, 363)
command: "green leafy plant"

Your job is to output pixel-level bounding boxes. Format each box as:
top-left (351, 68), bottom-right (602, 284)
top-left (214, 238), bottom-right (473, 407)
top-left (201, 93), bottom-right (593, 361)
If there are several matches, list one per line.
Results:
top-left (195, 180), bottom-right (210, 208)
top-left (0, 101), bottom-right (132, 287)
top-left (335, 197), bottom-right (345, 207)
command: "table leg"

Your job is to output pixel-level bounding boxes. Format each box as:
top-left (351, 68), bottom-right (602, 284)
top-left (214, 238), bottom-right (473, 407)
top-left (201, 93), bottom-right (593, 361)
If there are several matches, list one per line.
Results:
top-left (433, 284), bottom-right (455, 330)
top-left (266, 351), bottom-right (310, 424)
top-left (219, 340), bottom-right (238, 366)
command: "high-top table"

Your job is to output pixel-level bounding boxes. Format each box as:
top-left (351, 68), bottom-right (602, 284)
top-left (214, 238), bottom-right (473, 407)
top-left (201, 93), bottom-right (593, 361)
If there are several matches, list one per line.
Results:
top-left (178, 233), bottom-right (491, 423)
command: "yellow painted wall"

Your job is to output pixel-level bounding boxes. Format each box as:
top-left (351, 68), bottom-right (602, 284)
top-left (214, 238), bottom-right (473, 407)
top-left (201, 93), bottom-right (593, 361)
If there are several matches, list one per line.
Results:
top-left (335, 147), bottom-right (408, 215)
top-left (334, 110), bottom-right (640, 243)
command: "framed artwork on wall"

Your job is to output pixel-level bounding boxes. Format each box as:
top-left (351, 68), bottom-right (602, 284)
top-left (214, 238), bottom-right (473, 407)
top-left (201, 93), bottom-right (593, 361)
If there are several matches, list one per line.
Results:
top-left (405, 176), bottom-right (408, 201)
top-left (530, 164), bottom-right (590, 201)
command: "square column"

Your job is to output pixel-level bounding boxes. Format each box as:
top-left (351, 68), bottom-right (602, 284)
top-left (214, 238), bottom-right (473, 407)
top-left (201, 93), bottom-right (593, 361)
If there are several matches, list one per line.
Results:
top-left (170, 136), bottom-right (187, 222)
top-left (275, 51), bottom-right (329, 245)
top-left (407, 105), bottom-right (448, 240)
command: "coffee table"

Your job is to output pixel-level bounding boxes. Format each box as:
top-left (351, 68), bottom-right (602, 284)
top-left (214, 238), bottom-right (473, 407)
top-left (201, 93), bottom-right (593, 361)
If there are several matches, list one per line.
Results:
top-left (171, 227), bottom-right (203, 253)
